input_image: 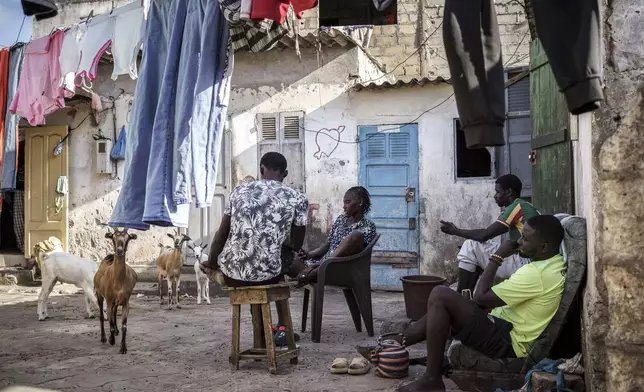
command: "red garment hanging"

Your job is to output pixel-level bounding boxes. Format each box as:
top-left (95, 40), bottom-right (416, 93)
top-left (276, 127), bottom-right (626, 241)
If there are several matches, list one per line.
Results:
top-left (251, 0), bottom-right (318, 24)
top-left (0, 48), bottom-right (10, 180)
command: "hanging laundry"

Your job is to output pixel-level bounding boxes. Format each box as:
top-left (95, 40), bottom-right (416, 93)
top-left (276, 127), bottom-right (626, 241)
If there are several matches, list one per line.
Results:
top-left (110, 2), bottom-right (145, 80)
top-left (110, 126), bottom-right (126, 161)
top-left (220, 0), bottom-right (289, 53)
top-left (2, 44), bottom-right (25, 191)
top-left (250, 0), bottom-right (318, 23)
top-left (74, 13), bottom-right (113, 87)
top-left (59, 24), bottom-right (86, 96)
top-left (9, 30), bottom-right (65, 126)
top-left (21, 0), bottom-right (58, 20)
top-left (0, 48), bottom-right (10, 175)
top-left (443, 0), bottom-right (603, 148)
top-left (110, 0), bottom-right (232, 230)
top-left (240, 0), bottom-right (252, 20)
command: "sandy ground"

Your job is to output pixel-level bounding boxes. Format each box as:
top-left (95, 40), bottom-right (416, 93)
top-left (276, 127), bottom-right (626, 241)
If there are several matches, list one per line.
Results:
top-left (0, 284), bottom-right (460, 392)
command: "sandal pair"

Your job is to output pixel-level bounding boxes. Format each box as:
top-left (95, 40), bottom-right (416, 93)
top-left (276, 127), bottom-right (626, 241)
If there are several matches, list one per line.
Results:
top-left (330, 357), bottom-right (371, 375)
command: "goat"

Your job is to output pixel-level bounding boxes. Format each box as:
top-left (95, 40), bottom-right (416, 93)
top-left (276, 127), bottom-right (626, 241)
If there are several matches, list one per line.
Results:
top-left (94, 228), bottom-right (138, 354)
top-left (156, 230), bottom-right (191, 309)
top-left (36, 251), bottom-right (101, 321)
top-left (189, 241), bottom-right (210, 305)
top-left (32, 236), bottom-right (64, 279)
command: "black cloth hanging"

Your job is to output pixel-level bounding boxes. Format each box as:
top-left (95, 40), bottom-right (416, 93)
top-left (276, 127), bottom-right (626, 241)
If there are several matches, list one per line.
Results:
top-left (21, 0), bottom-right (58, 21)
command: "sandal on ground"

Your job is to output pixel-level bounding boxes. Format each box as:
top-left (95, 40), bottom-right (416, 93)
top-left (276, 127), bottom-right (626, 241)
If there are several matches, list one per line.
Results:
top-left (355, 344), bottom-right (376, 362)
top-left (330, 358), bottom-right (349, 374)
top-left (348, 357), bottom-right (371, 375)
top-left (199, 263), bottom-right (225, 284)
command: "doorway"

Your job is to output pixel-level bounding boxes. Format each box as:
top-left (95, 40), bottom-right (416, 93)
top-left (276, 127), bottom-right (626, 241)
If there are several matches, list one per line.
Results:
top-left (358, 124), bottom-right (420, 291)
top-left (0, 137), bottom-right (25, 256)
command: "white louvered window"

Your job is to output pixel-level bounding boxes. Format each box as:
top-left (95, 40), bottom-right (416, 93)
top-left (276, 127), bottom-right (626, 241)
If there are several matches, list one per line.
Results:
top-left (257, 111), bottom-right (306, 192)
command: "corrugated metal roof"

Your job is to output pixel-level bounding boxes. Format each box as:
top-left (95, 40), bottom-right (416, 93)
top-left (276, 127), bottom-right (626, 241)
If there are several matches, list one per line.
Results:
top-left (276, 29), bottom-right (358, 50)
top-left (353, 76), bottom-right (451, 91)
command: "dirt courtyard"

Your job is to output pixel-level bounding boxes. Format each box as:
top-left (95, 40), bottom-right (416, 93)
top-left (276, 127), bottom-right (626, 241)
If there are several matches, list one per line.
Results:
top-left (0, 284), bottom-right (460, 392)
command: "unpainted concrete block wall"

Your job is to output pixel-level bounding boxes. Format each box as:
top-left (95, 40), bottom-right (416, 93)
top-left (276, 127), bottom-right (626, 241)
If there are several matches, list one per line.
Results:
top-left (584, 0), bottom-right (644, 391)
top-left (298, 0), bottom-right (530, 78)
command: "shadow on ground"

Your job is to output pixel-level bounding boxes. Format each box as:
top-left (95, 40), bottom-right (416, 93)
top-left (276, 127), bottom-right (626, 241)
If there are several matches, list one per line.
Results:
top-left (0, 285), bottom-right (459, 392)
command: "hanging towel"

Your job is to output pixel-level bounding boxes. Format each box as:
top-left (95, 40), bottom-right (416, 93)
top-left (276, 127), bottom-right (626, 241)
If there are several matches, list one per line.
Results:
top-left (110, 126), bottom-right (127, 161)
top-left (250, 0), bottom-right (317, 23)
top-left (54, 175), bottom-right (68, 215)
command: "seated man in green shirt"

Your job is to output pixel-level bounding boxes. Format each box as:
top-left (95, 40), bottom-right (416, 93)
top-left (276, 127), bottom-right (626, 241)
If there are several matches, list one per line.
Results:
top-left (359, 215), bottom-right (566, 392)
top-left (440, 174), bottom-right (540, 294)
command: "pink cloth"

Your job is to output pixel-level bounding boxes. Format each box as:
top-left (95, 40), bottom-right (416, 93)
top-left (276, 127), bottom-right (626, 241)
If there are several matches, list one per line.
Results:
top-left (9, 30), bottom-right (65, 126)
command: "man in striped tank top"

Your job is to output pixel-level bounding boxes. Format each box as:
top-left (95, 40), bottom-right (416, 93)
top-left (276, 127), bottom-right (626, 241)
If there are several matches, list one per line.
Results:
top-left (440, 174), bottom-right (540, 294)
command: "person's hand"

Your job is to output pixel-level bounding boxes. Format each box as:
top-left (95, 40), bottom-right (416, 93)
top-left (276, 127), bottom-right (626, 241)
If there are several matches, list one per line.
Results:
top-left (297, 248), bottom-right (310, 260)
top-left (440, 220), bottom-right (458, 235)
top-left (496, 240), bottom-right (519, 259)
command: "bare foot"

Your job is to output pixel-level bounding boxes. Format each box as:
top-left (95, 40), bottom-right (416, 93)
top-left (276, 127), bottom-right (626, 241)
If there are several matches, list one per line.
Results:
top-left (396, 375), bottom-right (445, 392)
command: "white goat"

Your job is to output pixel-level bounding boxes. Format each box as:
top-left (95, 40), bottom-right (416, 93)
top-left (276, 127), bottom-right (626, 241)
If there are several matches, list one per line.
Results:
top-left (189, 242), bottom-right (210, 305)
top-left (37, 252), bottom-right (101, 321)
top-left (156, 230), bottom-right (191, 309)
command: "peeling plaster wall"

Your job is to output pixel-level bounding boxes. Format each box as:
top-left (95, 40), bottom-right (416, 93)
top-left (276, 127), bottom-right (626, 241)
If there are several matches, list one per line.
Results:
top-left (229, 47), bottom-right (499, 280)
top-left (579, 0), bottom-right (644, 390)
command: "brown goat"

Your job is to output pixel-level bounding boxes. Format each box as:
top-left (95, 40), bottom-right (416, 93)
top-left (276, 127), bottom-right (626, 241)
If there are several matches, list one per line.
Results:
top-left (94, 228), bottom-right (138, 354)
top-left (156, 230), bottom-right (190, 309)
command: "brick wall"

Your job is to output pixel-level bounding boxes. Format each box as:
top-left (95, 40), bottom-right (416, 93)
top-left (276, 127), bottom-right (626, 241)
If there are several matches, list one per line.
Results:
top-left (298, 0), bottom-right (530, 79)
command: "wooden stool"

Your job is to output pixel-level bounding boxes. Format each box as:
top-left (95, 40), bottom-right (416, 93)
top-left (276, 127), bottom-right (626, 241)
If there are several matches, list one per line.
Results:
top-left (228, 283), bottom-right (299, 374)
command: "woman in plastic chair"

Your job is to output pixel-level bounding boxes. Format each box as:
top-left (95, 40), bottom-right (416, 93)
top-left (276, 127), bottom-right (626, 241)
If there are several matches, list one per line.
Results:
top-left (292, 186), bottom-right (377, 286)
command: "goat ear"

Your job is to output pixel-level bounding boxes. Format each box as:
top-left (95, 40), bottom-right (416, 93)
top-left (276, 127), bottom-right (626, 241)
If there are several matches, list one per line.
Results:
top-left (202, 243), bottom-right (209, 251)
top-left (167, 233), bottom-right (175, 239)
top-left (129, 234), bottom-right (138, 240)
top-left (105, 232), bottom-right (113, 239)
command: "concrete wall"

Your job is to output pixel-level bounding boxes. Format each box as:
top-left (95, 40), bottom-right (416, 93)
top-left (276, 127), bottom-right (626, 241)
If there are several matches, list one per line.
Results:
top-left (579, 0), bottom-right (644, 390)
top-left (229, 47), bottom-right (499, 280)
top-left (297, 0), bottom-right (531, 78)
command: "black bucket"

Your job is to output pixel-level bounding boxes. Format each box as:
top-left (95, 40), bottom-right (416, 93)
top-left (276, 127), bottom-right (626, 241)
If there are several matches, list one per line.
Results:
top-left (400, 275), bottom-right (447, 321)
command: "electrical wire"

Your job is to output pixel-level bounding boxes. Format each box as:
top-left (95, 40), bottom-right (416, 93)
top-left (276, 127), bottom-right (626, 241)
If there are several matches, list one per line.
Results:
top-left (286, 25), bottom-right (531, 144)
top-left (13, 16), bottom-right (27, 45)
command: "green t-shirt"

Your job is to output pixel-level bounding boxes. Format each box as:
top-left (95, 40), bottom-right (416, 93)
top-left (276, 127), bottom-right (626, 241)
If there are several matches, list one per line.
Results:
top-left (497, 199), bottom-right (540, 241)
top-left (490, 255), bottom-right (566, 357)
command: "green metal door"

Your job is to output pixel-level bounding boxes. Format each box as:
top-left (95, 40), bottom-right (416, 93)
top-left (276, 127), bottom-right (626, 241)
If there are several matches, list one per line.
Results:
top-left (529, 40), bottom-right (574, 215)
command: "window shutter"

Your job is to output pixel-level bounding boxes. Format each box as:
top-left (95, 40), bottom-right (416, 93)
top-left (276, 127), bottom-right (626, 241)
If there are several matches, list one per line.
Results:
top-left (257, 113), bottom-right (280, 173)
top-left (279, 111), bottom-right (305, 192)
top-left (507, 71), bottom-right (530, 113)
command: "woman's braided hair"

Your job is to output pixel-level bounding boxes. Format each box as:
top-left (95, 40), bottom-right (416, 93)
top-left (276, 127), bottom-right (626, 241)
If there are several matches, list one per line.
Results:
top-left (347, 186), bottom-right (372, 214)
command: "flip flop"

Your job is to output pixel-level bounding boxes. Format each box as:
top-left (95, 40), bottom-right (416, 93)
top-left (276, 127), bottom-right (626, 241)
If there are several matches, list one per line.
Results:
top-left (348, 357), bottom-right (371, 375)
top-left (330, 358), bottom-right (349, 374)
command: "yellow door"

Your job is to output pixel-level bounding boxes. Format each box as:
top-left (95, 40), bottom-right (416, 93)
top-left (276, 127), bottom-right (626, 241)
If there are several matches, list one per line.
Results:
top-left (24, 126), bottom-right (69, 258)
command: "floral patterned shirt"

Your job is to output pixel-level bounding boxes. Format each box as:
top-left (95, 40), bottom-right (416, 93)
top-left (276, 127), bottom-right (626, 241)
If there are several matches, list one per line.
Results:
top-left (219, 180), bottom-right (308, 282)
top-left (324, 214), bottom-right (377, 259)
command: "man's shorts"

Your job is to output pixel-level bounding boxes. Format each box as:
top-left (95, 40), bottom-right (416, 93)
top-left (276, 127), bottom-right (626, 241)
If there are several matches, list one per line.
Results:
top-left (453, 303), bottom-right (517, 359)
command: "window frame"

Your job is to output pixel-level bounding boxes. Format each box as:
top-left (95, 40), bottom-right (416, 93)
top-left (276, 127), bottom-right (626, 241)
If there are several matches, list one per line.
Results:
top-left (453, 118), bottom-right (497, 182)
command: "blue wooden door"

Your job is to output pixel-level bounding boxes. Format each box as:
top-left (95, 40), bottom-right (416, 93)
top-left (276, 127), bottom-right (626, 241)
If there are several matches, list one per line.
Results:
top-left (359, 124), bottom-right (420, 290)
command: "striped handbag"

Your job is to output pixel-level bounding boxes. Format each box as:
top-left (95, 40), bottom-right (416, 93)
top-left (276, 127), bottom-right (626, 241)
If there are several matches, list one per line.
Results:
top-left (371, 333), bottom-right (410, 379)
